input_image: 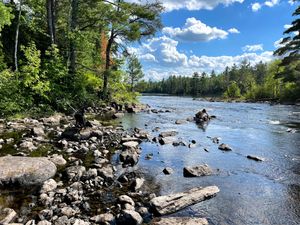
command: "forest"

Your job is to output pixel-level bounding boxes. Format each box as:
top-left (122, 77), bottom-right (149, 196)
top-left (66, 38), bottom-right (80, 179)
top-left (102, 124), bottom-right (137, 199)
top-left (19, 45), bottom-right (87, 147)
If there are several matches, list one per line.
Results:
top-left (0, 0), bottom-right (162, 117)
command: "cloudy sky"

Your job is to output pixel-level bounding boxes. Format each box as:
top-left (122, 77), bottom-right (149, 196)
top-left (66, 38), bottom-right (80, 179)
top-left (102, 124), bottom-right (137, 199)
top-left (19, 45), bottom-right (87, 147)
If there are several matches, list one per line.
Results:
top-left (127, 0), bottom-right (296, 80)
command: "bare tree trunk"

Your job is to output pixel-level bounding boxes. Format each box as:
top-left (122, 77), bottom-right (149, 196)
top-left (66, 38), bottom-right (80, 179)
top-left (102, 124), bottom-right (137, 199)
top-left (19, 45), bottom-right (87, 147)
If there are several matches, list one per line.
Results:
top-left (103, 32), bottom-right (114, 100)
top-left (14, 0), bottom-right (22, 72)
top-left (69, 0), bottom-right (79, 76)
top-left (46, 0), bottom-right (56, 44)
top-left (131, 77), bottom-right (134, 92)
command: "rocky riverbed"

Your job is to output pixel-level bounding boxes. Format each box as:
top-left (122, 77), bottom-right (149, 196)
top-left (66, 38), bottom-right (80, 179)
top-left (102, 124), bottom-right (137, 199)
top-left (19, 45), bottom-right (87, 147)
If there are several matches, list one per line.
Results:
top-left (0, 104), bottom-right (218, 225)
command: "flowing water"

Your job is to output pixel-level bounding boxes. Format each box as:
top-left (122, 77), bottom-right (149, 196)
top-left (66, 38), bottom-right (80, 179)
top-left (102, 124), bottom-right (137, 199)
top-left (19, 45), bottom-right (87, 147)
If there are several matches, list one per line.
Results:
top-left (121, 95), bottom-right (300, 225)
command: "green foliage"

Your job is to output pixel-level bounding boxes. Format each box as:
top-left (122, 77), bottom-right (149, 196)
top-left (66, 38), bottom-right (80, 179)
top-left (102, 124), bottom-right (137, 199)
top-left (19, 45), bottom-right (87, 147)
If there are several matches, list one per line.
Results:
top-left (274, 1), bottom-right (300, 60)
top-left (0, 69), bottom-right (24, 116)
top-left (126, 55), bottom-right (144, 92)
top-left (20, 42), bottom-right (50, 100)
top-left (0, 2), bottom-right (13, 32)
top-left (224, 82), bottom-right (241, 98)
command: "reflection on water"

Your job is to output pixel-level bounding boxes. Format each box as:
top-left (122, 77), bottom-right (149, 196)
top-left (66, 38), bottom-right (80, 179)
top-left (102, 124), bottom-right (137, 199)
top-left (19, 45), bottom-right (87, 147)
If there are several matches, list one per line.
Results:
top-left (122, 96), bottom-right (300, 225)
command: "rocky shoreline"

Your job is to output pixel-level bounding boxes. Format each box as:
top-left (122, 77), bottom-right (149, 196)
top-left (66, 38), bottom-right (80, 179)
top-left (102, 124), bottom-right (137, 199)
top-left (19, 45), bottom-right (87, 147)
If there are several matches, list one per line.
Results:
top-left (0, 105), bottom-right (219, 225)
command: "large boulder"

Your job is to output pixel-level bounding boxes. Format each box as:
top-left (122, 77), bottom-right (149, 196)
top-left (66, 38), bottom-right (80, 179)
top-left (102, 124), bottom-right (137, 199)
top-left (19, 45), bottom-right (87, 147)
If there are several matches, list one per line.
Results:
top-left (183, 164), bottom-right (213, 177)
top-left (0, 156), bottom-right (57, 186)
top-left (150, 217), bottom-right (208, 225)
top-left (150, 186), bottom-right (219, 216)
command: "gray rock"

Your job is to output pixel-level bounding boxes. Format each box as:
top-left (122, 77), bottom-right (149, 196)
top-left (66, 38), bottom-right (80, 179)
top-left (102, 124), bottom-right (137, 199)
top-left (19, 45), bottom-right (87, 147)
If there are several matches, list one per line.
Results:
top-left (98, 166), bottom-right (114, 181)
top-left (48, 155), bottom-right (67, 166)
top-left (137, 207), bottom-right (149, 217)
top-left (159, 131), bottom-right (178, 138)
top-left (163, 167), bottom-right (173, 175)
top-left (0, 208), bottom-right (17, 224)
top-left (90, 213), bottom-right (115, 224)
top-left (65, 166), bottom-right (86, 181)
top-left (54, 216), bottom-right (70, 225)
top-left (73, 219), bottom-right (90, 225)
top-left (150, 186), bottom-right (219, 215)
top-left (32, 127), bottom-right (45, 136)
top-left (218, 143), bottom-right (232, 151)
top-left (119, 150), bottom-right (139, 166)
top-left (130, 178), bottom-right (144, 191)
top-left (183, 164), bottom-right (212, 177)
top-left (118, 195), bottom-right (135, 206)
top-left (113, 113), bottom-right (124, 119)
top-left (41, 179), bottom-right (57, 193)
top-left (42, 114), bottom-right (62, 125)
top-left (175, 120), bottom-right (187, 125)
top-left (122, 141), bottom-right (139, 149)
top-left (0, 156), bottom-right (57, 186)
top-left (37, 221), bottom-right (52, 225)
top-left (159, 137), bottom-right (177, 145)
top-left (20, 141), bottom-right (37, 150)
top-left (60, 207), bottom-right (77, 217)
top-left (117, 210), bottom-right (143, 225)
top-left (150, 217), bottom-right (208, 225)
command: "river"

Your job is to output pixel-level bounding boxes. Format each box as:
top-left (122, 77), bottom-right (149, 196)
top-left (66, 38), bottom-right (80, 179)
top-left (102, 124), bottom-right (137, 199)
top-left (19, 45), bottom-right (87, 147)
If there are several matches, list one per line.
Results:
top-left (120, 95), bottom-right (300, 225)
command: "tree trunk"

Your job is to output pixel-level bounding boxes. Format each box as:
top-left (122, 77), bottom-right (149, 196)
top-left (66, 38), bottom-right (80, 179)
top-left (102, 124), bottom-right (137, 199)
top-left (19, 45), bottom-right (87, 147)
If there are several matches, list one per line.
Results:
top-left (69, 0), bottom-right (79, 76)
top-left (14, 0), bottom-right (22, 72)
top-left (46, 0), bottom-right (56, 44)
top-left (131, 76), bottom-right (134, 92)
top-left (102, 33), bottom-right (114, 100)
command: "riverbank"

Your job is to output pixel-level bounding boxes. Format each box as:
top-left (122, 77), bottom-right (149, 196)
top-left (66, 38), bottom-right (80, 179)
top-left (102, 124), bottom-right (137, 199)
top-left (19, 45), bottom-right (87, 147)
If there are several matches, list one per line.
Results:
top-left (0, 103), bottom-right (219, 225)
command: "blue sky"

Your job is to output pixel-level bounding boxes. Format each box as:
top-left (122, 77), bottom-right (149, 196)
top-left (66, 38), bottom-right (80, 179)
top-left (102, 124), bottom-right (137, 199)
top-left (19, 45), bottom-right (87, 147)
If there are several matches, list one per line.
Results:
top-left (127, 0), bottom-right (297, 80)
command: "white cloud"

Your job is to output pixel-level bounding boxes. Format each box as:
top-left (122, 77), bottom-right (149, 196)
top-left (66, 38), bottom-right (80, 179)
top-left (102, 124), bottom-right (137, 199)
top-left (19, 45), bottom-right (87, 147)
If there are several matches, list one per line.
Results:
top-left (126, 0), bottom-right (244, 12)
top-left (141, 36), bottom-right (188, 66)
top-left (242, 44), bottom-right (264, 52)
top-left (284, 24), bottom-right (292, 30)
top-left (228, 28), bottom-right (240, 34)
top-left (274, 38), bottom-right (284, 48)
top-left (264, 0), bottom-right (280, 7)
top-left (162, 17), bottom-right (228, 42)
top-left (252, 0), bottom-right (280, 11)
top-left (252, 2), bottom-right (262, 11)
top-left (288, 0), bottom-right (295, 5)
top-left (132, 36), bottom-right (274, 80)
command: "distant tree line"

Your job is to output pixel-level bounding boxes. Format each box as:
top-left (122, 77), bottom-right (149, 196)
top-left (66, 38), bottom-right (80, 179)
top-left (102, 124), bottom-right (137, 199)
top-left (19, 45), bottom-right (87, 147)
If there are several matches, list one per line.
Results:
top-left (136, 59), bottom-right (300, 102)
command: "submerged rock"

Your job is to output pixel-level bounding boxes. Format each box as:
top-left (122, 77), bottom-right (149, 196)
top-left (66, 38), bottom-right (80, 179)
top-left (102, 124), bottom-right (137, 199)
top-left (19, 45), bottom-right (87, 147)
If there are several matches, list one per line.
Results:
top-left (247, 155), bottom-right (264, 161)
top-left (218, 143), bottom-right (232, 151)
top-left (163, 167), bottom-right (174, 175)
top-left (150, 217), bottom-right (208, 225)
top-left (150, 186), bottom-right (219, 216)
top-left (159, 131), bottom-right (178, 138)
top-left (183, 164), bottom-right (212, 177)
top-left (175, 120), bottom-right (187, 125)
top-left (0, 156), bottom-right (57, 186)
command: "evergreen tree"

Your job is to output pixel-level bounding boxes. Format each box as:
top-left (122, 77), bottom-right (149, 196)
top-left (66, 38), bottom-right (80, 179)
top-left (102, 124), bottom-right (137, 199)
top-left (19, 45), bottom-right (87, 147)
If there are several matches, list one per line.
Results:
top-left (126, 54), bottom-right (144, 92)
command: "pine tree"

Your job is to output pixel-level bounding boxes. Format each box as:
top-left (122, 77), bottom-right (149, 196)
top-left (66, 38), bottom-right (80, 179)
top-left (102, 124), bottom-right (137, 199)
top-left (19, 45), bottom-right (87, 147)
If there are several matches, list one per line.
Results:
top-left (126, 55), bottom-right (144, 92)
